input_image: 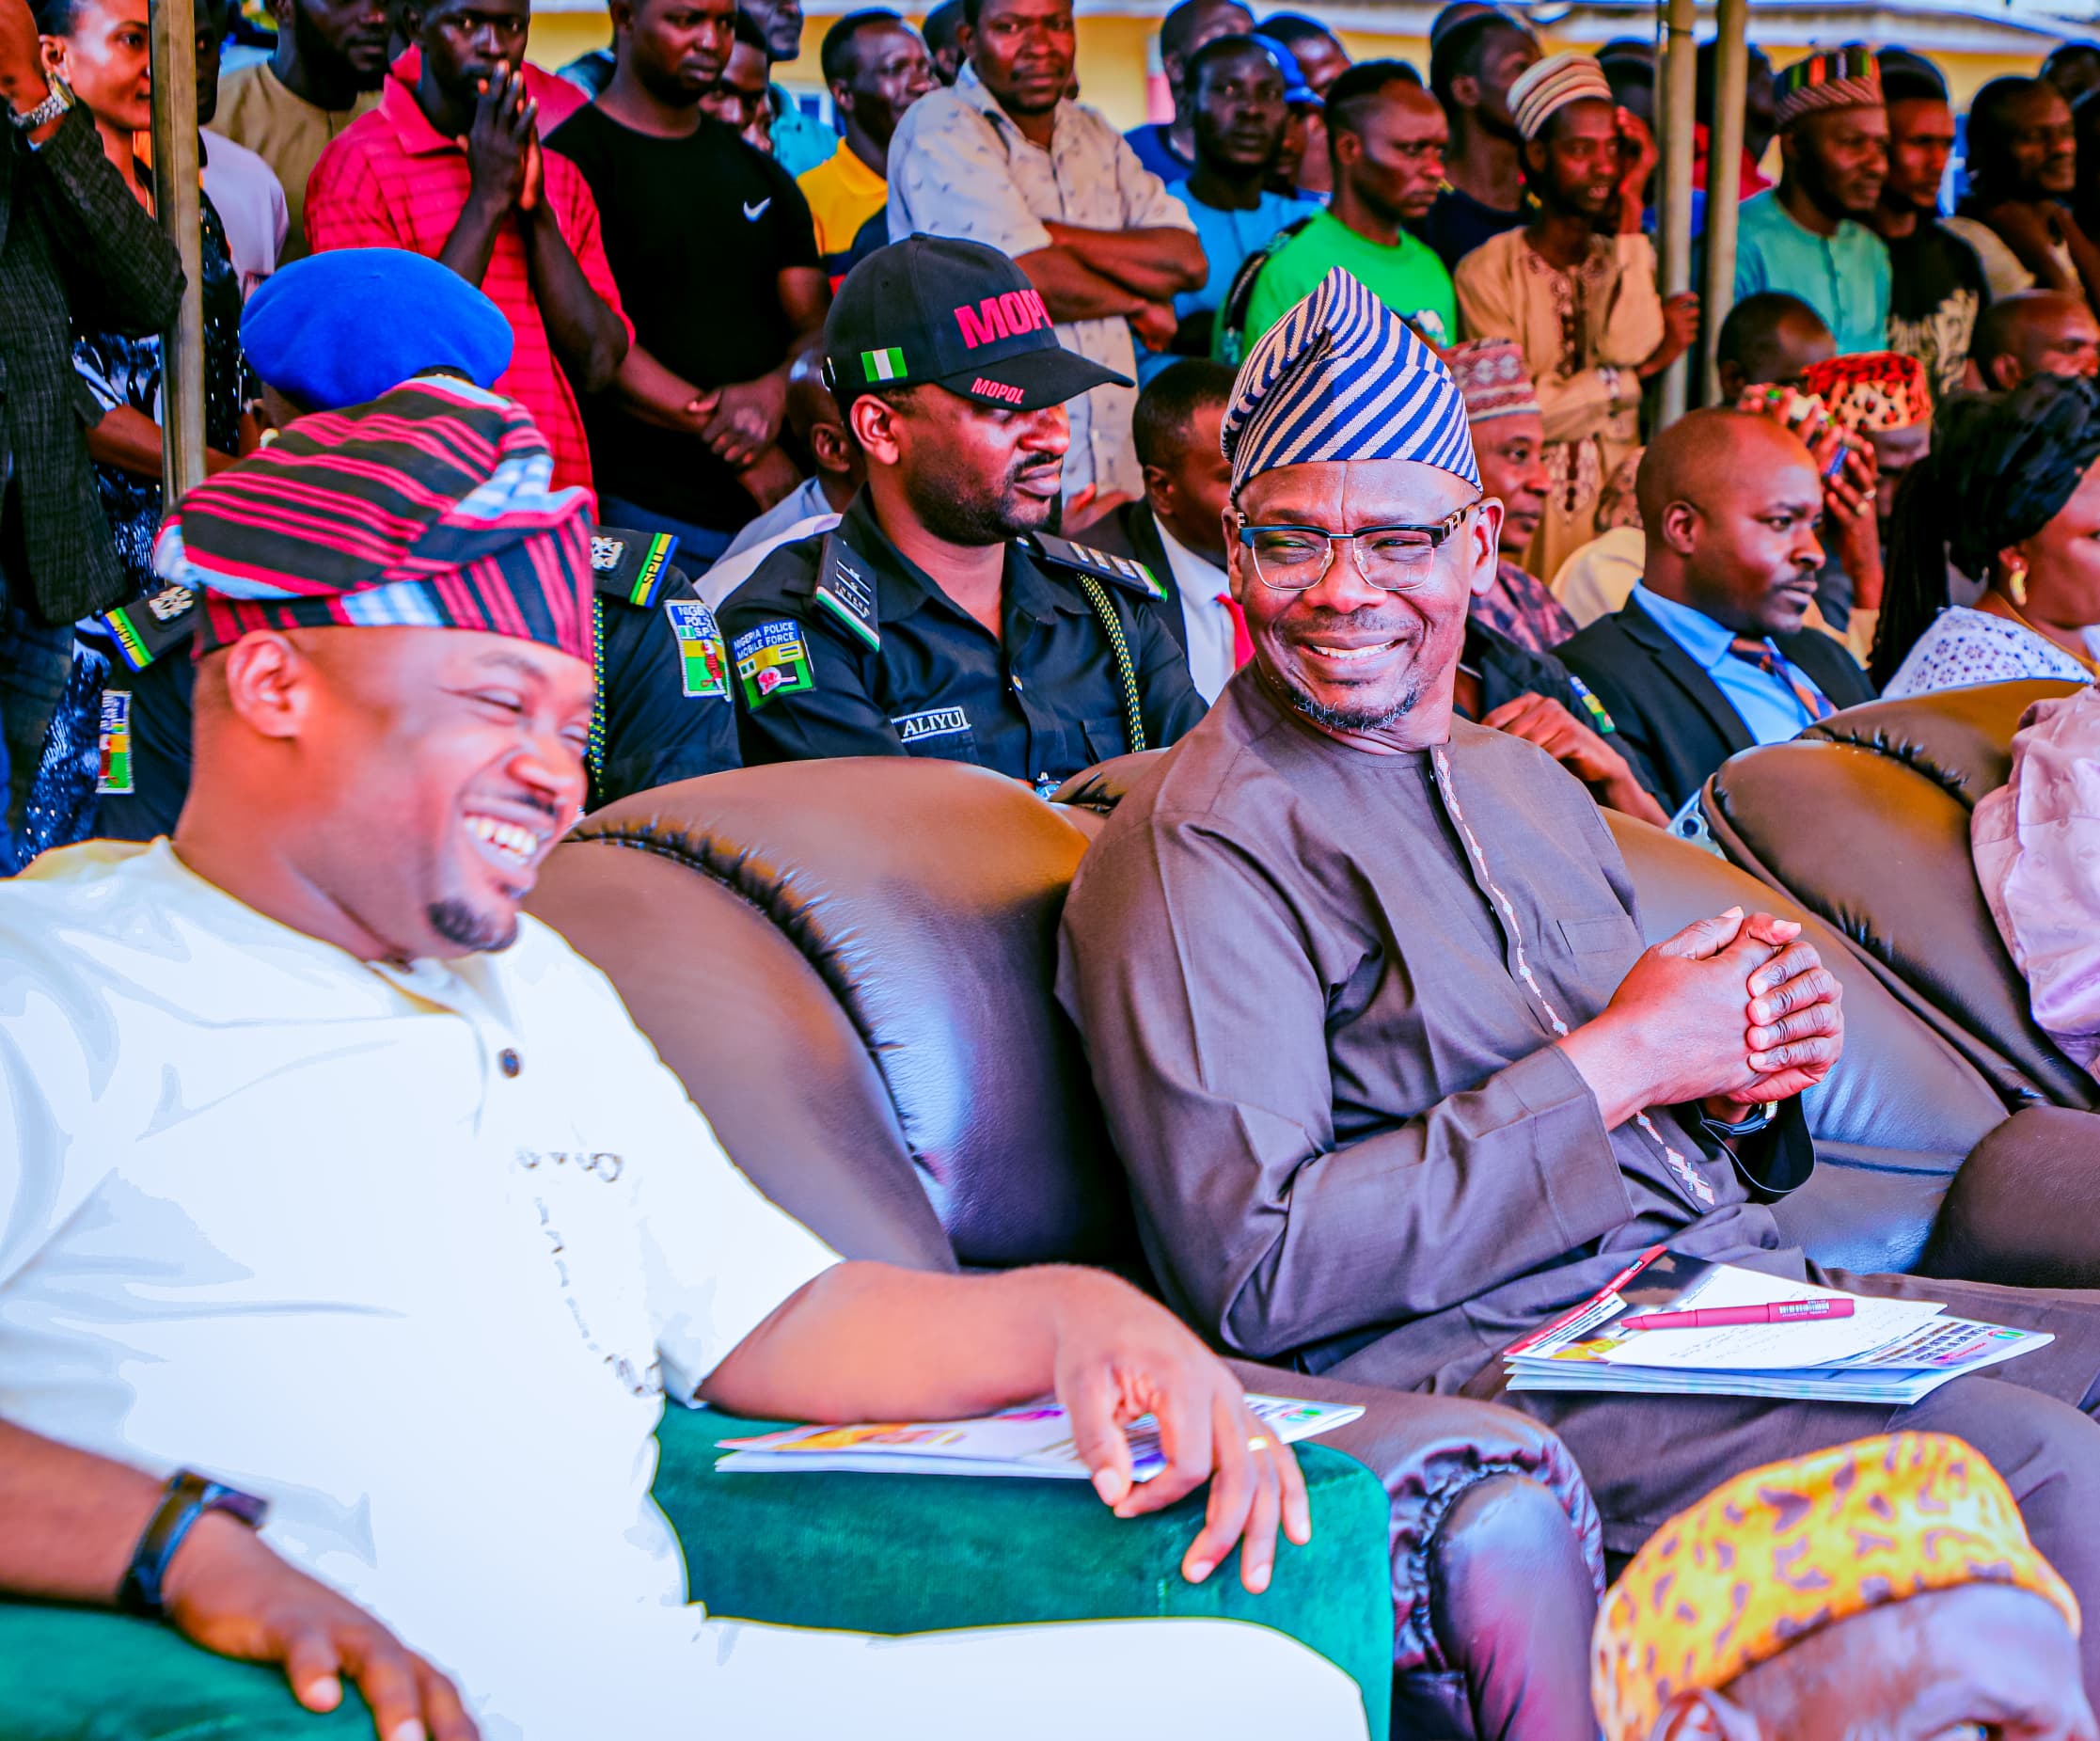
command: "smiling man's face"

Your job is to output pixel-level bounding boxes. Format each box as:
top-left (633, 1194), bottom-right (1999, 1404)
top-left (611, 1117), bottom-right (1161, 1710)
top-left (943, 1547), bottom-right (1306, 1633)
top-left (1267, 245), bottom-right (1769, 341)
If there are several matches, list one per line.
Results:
top-left (213, 625), bottom-right (595, 961)
top-left (1229, 457), bottom-right (1497, 748)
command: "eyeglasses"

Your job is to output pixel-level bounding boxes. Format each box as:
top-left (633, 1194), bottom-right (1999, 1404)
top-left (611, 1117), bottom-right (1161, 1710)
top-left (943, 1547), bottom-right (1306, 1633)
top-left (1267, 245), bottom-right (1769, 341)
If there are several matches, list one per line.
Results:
top-left (1234, 502), bottom-right (1480, 593)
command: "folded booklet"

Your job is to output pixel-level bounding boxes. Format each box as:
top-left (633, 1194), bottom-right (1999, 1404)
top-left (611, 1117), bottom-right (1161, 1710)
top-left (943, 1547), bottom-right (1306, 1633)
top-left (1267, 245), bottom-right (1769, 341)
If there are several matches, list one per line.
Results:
top-left (1503, 1246), bottom-right (2050, 1406)
top-left (713, 1395), bottom-right (1365, 1481)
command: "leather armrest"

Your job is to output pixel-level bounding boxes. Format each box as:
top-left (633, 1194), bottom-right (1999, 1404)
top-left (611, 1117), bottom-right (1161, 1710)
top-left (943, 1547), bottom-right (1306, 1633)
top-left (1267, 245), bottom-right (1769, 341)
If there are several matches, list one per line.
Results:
top-left (1922, 1106), bottom-right (2100, 1289)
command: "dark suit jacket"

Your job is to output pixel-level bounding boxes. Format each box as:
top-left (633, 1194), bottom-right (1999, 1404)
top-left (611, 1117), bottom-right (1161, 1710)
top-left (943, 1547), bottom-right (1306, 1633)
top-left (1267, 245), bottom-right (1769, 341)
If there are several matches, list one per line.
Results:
top-left (1556, 594), bottom-right (1876, 813)
top-left (0, 103), bottom-right (184, 623)
top-left (1066, 499), bottom-right (1190, 650)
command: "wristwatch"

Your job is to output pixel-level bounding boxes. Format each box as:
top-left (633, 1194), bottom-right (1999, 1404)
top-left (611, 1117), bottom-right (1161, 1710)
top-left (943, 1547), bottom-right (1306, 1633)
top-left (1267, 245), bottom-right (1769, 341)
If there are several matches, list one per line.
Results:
top-left (1699, 1100), bottom-right (1779, 1141)
top-left (9, 80), bottom-right (72, 132)
top-left (118, 1469), bottom-right (270, 1619)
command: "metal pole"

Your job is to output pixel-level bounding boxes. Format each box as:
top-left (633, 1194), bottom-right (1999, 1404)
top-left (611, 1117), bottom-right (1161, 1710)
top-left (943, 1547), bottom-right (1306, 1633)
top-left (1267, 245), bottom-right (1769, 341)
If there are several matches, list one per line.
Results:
top-left (1701, 0), bottom-right (1750, 404)
top-left (1655, 0), bottom-right (1697, 428)
top-left (149, 0), bottom-right (205, 502)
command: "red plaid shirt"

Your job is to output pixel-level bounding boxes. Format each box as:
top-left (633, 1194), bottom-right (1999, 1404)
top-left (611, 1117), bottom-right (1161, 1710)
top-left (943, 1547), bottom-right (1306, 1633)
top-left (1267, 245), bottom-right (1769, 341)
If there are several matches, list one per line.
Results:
top-left (305, 72), bottom-right (626, 494)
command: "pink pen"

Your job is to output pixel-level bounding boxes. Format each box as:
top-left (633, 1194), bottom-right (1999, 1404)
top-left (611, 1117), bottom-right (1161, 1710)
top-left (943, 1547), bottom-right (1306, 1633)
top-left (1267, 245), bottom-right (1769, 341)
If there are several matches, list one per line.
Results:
top-left (1621, 1299), bottom-right (1855, 1331)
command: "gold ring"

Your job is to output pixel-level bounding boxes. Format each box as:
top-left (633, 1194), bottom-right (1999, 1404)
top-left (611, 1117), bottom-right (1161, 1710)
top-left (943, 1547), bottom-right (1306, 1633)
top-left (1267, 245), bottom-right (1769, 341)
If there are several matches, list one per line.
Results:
top-left (1247, 1434), bottom-right (1272, 1453)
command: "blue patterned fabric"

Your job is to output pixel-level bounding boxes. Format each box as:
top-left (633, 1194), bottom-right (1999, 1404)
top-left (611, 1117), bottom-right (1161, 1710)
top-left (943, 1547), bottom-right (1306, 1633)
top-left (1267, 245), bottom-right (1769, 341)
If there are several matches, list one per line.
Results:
top-left (1222, 266), bottom-right (1478, 494)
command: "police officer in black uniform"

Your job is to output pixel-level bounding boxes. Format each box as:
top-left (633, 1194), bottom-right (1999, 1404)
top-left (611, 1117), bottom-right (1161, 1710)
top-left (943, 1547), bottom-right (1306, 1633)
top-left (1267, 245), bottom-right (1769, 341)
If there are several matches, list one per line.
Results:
top-left (90, 523), bottom-right (739, 840)
top-left (719, 236), bottom-right (1204, 797)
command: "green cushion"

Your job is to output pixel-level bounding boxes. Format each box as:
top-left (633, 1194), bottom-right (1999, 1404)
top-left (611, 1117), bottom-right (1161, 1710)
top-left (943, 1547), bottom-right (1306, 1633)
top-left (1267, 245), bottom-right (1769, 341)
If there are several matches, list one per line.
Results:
top-left (0, 1410), bottom-right (1391, 1741)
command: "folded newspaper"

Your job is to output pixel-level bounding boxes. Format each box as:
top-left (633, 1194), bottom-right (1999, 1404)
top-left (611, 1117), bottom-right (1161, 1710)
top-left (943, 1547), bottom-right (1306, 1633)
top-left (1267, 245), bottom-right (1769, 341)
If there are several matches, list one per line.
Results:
top-left (713, 1395), bottom-right (1365, 1481)
top-left (1504, 1246), bottom-right (2050, 1406)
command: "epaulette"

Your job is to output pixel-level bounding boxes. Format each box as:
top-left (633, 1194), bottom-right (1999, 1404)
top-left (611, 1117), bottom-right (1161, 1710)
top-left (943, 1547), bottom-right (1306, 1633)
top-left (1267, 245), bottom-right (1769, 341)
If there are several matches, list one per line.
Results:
top-left (1032, 532), bottom-right (1168, 602)
top-left (809, 530), bottom-right (880, 651)
top-left (591, 527), bottom-right (680, 608)
top-left (99, 582), bottom-right (199, 672)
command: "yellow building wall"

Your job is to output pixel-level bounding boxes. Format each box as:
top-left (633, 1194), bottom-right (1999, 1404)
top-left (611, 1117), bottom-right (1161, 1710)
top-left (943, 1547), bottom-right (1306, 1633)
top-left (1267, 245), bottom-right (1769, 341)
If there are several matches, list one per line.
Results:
top-left (524, 8), bottom-right (2053, 135)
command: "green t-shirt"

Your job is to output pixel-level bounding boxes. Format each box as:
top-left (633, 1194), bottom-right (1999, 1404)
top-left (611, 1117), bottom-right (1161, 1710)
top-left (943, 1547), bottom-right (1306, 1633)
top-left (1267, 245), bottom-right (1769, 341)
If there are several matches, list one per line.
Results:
top-left (1232, 210), bottom-right (1458, 357)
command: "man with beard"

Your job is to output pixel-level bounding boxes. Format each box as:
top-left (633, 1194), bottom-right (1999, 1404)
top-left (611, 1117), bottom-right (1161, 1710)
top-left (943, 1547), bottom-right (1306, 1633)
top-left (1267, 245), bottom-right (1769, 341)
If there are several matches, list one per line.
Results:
top-left (797, 9), bottom-right (936, 281)
top-left (887, 0), bottom-right (1204, 515)
top-left (306, 0), bottom-right (630, 495)
top-left (1238, 62), bottom-right (1454, 352)
top-left (1056, 275), bottom-right (2100, 1715)
top-left (1123, 0), bottom-right (1251, 182)
top-left (548, 0), bottom-right (829, 550)
top-left (1415, 8), bottom-right (1539, 273)
top-left (721, 237), bottom-right (1202, 789)
top-left (1973, 287), bottom-right (2100, 388)
top-left (1947, 76), bottom-right (2100, 309)
top-left (1455, 52), bottom-right (1696, 581)
top-left (1153, 34), bottom-right (1314, 374)
top-left (1555, 410), bottom-right (1876, 815)
top-left (215, 0), bottom-right (388, 260)
top-left (0, 377), bottom-right (1372, 1741)
top-left (1733, 49), bottom-right (1891, 358)
top-left (1870, 55), bottom-right (1988, 400)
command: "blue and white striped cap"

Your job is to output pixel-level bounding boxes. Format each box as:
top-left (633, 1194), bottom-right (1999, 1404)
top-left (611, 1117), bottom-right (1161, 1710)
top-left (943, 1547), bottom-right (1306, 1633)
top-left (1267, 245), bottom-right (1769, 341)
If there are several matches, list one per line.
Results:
top-left (1222, 269), bottom-right (1478, 496)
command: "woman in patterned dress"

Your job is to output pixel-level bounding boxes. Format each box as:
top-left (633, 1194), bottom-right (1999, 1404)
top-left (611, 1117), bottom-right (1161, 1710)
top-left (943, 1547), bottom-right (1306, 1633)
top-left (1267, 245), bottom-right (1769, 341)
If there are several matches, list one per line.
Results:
top-left (1873, 372), bottom-right (2100, 698)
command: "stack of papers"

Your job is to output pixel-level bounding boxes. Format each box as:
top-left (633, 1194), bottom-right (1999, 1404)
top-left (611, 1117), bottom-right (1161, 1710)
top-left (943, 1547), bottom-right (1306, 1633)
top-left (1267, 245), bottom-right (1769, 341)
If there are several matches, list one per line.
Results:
top-left (714, 1395), bottom-right (1364, 1481)
top-left (1505, 1247), bottom-right (2050, 1405)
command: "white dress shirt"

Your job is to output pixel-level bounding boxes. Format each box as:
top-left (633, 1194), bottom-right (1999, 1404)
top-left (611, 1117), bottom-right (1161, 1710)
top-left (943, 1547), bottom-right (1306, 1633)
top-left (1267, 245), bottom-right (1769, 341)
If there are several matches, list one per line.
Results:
top-left (1155, 516), bottom-right (1236, 704)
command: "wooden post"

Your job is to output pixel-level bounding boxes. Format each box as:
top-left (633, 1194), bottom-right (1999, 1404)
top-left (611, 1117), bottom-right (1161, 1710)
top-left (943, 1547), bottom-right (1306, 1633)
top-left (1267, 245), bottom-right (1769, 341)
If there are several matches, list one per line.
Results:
top-left (1701, 0), bottom-right (1751, 405)
top-left (149, 0), bottom-right (205, 502)
top-left (1654, 0), bottom-right (1697, 428)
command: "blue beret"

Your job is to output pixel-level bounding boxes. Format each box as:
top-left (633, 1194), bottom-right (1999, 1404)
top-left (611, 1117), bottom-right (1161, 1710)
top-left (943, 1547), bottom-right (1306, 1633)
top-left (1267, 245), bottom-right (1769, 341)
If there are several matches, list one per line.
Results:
top-left (241, 249), bottom-right (514, 412)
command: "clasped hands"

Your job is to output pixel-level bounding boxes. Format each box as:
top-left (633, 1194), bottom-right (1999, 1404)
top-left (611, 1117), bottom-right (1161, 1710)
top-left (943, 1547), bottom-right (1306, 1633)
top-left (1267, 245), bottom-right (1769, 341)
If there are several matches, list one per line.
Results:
top-left (1564, 905), bottom-right (1844, 1130)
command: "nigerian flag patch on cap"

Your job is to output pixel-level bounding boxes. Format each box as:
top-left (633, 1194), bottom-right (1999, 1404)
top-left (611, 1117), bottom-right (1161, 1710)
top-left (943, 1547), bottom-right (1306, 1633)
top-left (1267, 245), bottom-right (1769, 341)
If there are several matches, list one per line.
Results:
top-left (862, 346), bottom-right (907, 382)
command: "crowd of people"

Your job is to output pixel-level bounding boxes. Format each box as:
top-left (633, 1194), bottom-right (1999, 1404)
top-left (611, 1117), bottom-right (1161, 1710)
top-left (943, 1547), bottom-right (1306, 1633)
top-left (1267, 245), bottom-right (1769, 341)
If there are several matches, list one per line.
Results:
top-left (7, 0), bottom-right (2100, 1732)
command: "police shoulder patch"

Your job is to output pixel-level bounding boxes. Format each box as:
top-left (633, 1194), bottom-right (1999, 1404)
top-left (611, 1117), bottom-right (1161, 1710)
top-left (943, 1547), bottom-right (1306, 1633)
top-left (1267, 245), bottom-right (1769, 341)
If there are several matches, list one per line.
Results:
top-left (592, 527), bottom-right (680, 608)
top-left (663, 597), bottom-right (731, 701)
top-left (1032, 532), bottom-right (1168, 601)
top-left (810, 532), bottom-right (881, 650)
top-left (99, 582), bottom-right (198, 672)
top-left (732, 620), bottom-right (816, 711)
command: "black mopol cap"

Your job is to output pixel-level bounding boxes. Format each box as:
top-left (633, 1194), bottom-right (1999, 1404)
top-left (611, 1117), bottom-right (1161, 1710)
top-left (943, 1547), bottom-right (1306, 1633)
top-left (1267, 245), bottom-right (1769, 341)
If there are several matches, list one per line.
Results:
top-left (823, 235), bottom-right (1133, 412)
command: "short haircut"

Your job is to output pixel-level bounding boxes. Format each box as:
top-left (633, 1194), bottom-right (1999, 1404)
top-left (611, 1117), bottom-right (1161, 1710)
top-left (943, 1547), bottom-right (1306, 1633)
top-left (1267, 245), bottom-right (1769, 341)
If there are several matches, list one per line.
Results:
top-left (922, 0), bottom-right (962, 49)
top-left (1966, 75), bottom-right (2051, 192)
top-left (1429, 9), bottom-right (1530, 108)
top-left (1187, 30), bottom-right (1282, 93)
top-left (1133, 359), bottom-right (1235, 471)
top-left (1716, 291), bottom-right (1827, 379)
top-left (1253, 11), bottom-right (1336, 52)
top-left (1161, 0), bottom-right (1251, 62)
top-left (1695, 35), bottom-right (1770, 115)
top-left (820, 7), bottom-right (903, 86)
top-left (2045, 40), bottom-right (2100, 74)
top-left (1877, 46), bottom-right (1949, 103)
top-left (29, 0), bottom-right (85, 35)
top-left (733, 8), bottom-right (769, 50)
top-left (1327, 56), bottom-right (1420, 138)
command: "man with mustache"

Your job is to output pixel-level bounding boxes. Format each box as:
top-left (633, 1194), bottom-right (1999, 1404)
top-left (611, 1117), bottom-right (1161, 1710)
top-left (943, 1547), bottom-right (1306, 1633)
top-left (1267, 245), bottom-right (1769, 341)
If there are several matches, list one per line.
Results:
top-left (1057, 272), bottom-right (2100, 1717)
top-left (1732, 49), bottom-right (1892, 358)
top-left (1454, 52), bottom-right (1695, 583)
top-left (886, 0), bottom-right (1205, 515)
top-left (305, 0), bottom-right (630, 495)
top-left (0, 378), bottom-right (1372, 1740)
top-left (1555, 409), bottom-right (1876, 816)
top-left (720, 236), bottom-right (1202, 791)
top-left (215, 0), bottom-right (389, 261)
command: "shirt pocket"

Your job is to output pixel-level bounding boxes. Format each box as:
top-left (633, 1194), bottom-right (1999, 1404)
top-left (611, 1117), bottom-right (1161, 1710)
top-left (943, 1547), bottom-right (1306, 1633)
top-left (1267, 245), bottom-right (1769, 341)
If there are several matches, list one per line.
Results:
top-left (891, 704), bottom-right (983, 765)
top-left (1555, 913), bottom-right (1643, 958)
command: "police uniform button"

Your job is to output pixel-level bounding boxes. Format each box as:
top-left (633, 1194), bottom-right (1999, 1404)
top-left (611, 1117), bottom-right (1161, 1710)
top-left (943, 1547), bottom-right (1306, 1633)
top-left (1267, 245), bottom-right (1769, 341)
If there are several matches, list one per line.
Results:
top-left (499, 1048), bottom-right (522, 1078)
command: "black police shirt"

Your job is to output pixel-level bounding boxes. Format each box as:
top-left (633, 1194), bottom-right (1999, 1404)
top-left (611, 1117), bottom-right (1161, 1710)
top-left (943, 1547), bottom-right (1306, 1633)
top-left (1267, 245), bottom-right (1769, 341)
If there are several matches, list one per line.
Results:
top-left (718, 493), bottom-right (1206, 795)
top-left (546, 106), bottom-right (820, 534)
top-left (90, 532), bottom-right (741, 842)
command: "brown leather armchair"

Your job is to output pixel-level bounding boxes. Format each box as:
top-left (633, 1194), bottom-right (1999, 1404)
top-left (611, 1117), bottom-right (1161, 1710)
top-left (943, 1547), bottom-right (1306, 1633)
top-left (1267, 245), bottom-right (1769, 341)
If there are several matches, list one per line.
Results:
top-left (525, 759), bottom-right (1607, 1741)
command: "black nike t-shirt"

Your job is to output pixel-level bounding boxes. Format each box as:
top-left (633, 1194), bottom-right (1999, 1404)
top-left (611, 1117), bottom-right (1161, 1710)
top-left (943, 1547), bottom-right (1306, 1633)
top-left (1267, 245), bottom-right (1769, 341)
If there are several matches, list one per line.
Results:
top-left (548, 106), bottom-right (820, 533)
